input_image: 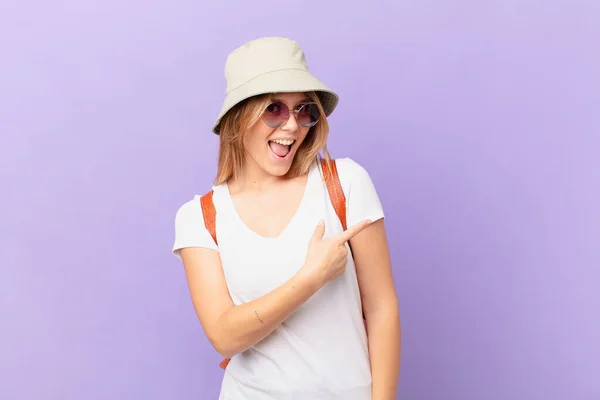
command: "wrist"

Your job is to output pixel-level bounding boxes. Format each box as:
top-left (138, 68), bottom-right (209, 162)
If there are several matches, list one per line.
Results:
top-left (294, 265), bottom-right (323, 293)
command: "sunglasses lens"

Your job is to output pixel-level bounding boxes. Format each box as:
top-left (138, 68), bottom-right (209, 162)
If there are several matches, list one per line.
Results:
top-left (297, 103), bottom-right (319, 128)
top-left (263, 101), bottom-right (320, 128)
top-left (263, 101), bottom-right (289, 128)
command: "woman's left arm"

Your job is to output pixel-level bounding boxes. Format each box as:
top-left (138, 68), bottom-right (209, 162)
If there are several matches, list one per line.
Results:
top-left (350, 218), bottom-right (401, 400)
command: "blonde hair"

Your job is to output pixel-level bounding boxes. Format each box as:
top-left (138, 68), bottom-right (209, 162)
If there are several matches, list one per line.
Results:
top-left (215, 91), bottom-right (331, 185)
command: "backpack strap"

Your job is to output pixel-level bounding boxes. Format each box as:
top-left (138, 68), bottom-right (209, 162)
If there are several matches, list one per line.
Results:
top-left (320, 158), bottom-right (347, 231)
top-left (322, 159), bottom-right (367, 327)
top-left (200, 190), bottom-right (217, 246)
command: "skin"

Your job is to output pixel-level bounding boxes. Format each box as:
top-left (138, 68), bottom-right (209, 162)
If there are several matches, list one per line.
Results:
top-left (179, 92), bottom-right (401, 399)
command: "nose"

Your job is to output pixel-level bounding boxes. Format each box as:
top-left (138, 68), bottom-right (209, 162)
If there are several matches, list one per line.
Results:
top-left (280, 109), bottom-right (299, 131)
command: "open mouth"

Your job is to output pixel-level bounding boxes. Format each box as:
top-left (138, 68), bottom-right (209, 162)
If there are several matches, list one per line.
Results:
top-left (268, 139), bottom-right (295, 159)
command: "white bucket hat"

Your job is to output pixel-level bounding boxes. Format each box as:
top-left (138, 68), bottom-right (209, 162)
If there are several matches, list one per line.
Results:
top-left (212, 37), bottom-right (339, 134)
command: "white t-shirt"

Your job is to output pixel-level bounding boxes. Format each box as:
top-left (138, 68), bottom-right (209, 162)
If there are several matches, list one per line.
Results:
top-left (172, 158), bottom-right (385, 400)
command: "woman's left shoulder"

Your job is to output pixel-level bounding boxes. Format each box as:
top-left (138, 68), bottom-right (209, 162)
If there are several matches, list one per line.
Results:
top-left (330, 157), bottom-right (377, 193)
top-left (332, 157), bottom-right (372, 180)
top-left (329, 157), bottom-right (384, 221)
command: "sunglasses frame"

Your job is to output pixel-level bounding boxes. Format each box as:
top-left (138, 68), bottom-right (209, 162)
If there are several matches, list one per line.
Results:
top-left (262, 101), bottom-right (320, 129)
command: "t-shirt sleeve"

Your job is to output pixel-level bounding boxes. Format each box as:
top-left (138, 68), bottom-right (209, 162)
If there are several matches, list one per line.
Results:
top-left (336, 158), bottom-right (385, 228)
top-left (172, 197), bottom-right (219, 260)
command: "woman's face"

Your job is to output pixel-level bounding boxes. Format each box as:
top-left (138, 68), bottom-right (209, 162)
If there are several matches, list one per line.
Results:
top-left (243, 92), bottom-right (315, 178)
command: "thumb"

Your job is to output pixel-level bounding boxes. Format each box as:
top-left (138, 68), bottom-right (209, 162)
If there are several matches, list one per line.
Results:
top-left (311, 219), bottom-right (326, 242)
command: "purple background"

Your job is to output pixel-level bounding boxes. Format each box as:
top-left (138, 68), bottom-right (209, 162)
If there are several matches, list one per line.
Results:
top-left (1, 1), bottom-right (599, 399)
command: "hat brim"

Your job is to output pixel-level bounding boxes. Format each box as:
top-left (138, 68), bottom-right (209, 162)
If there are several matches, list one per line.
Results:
top-left (212, 68), bottom-right (339, 134)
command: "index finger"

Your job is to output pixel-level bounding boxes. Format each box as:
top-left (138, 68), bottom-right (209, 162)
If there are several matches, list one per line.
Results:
top-left (336, 219), bottom-right (372, 243)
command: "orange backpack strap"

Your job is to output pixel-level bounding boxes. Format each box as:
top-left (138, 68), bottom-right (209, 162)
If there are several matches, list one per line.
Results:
top-left (322, 158), bottom-right (367, 327)
top-left (200, 190), bottom-right (218, 246)
top-left (320, 158), bottom-right (347, 230)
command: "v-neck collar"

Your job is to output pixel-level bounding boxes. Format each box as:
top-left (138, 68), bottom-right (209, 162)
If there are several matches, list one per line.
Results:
top-left (222, 162), bottom-right (317, 240)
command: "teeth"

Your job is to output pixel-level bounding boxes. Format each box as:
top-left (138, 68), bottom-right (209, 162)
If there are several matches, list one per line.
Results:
top-left (271, 139), bottom-right (294, 146)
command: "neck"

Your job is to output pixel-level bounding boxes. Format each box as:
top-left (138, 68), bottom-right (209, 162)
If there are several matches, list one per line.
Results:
top-left (229, 159), bottom-right (288, 194)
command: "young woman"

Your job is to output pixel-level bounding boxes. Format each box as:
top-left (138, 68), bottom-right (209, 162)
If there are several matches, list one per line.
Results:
top-left (173, 37), bottom-right (401, 400)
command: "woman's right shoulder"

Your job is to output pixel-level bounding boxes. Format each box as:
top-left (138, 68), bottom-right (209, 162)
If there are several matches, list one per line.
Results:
top-left (172, 192), bottom-right (221, 257)
top-left (175, 194), bottom-right (203, 220)
top-left (174, 183), bottom-right (225, 222)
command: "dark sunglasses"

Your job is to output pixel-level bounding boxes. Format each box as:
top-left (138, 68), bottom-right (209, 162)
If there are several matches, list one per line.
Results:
top-left (262, 101), bottom-right (320, 129)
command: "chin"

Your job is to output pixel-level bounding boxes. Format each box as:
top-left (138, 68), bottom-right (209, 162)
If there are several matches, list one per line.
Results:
top-left (263, 162), bottom-right (293, 177)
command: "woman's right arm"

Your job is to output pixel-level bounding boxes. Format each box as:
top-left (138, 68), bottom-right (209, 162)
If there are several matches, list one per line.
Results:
top-left (180, 219), bottom-right (371, 358)
top-left (181, 246), bottom-right (319, 358)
